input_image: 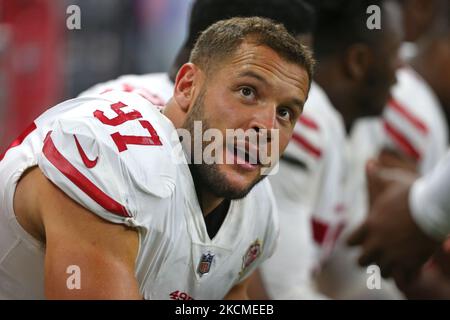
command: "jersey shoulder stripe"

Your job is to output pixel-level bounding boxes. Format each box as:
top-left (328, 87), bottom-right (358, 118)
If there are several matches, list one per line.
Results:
top-left (0, 122), bottom-right (37, 161)
top-left (291, 132), bottom-right (322, 159)
top-left (42, 131), bottom-right (130, 217)
top-left (383, 120), bottom-right (421, 160)
top-left (298, 115), bottom-right (319, 131)
top-left (38, 92), bottom-right (178, 226)
top-left (387, 98), bottom-right (428, 135)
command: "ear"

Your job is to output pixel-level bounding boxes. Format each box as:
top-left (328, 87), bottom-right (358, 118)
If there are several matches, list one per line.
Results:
top-left (173, 63), bottom-right (200, 113)
top-left (343, 44), bottom-right (371, 81)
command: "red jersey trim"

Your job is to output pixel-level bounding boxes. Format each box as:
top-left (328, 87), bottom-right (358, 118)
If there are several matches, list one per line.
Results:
top-left (383, 120), bottom-right (421, 160)
top-left (388, 99), bottom-right (428, 135)
top-left (292, 133), bottom-right (322, 158)
top-left (42, 133), bottom-right (130, 217)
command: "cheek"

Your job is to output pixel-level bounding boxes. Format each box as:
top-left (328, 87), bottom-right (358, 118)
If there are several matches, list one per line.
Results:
top-left (205, 92), bottom-right (241, 124)
top-left (277, 130), bottom-right (292, 153)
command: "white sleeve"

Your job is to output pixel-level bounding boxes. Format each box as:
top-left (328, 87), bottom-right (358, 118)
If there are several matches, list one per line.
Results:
top-left (37, 94), bottom-right (176, 227)
top-left (260, 201), bottom-right (327, 299)
top-left (409, 151), bottom-right (450, 241)
top-left (78, 74), bottom-right (169, 106)
top-left (383, 68), bottom-right (449, 174)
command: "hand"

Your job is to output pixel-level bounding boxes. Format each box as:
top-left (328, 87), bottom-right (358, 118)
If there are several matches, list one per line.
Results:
top-left (347, 161), bottom-right (441, 281)
top-left (376, 148), bottom-right (417, 173)
top-left (365, 156), bottom-right (418, 209)
top-left (393, 243), bottom-right (450, 299)
top-left (393, 264), bottom-right (450, 299)
top-left (430, 239), bottom-right (450, 277)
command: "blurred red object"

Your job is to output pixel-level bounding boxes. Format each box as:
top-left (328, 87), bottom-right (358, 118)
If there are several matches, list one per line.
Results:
top-left (0, 0), bottom-right (65, 150)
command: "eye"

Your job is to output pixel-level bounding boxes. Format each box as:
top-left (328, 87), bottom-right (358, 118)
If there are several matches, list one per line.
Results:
top-left (277, 107), bottom-right (293, 122)
top-left (239, 86), bottom-right (256, 101)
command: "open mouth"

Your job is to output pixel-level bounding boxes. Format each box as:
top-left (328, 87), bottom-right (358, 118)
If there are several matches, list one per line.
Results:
top-left (226, 142), bottom-right (261, 170)
top-left (234, 146), bottom-right (259, 164)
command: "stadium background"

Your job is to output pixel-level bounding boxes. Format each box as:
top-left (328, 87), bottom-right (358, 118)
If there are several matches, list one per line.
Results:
top-left (0, 0), bottom-right (193, 150)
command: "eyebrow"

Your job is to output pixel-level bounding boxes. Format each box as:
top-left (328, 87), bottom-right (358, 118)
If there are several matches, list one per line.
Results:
top-left (237, 70), bottom-right (269, 85)
top-left (288, 98), bottom-right (305, 112)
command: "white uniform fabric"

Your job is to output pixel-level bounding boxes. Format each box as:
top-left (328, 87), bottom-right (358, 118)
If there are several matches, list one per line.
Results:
top-left (261, 83), bottom-right (347, 299)
top-left (410, 150), bottom-right (450, 242)
top-left (383, 67), bottom-right (448, 173)
top-left (0, 90), bottom-right (279, 300)
top-left (79, 72), bottom-right (174, 105)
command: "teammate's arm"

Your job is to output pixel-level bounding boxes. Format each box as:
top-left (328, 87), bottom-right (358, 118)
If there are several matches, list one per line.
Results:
top-left (224, 272), bottom-right (257, 300)
top-left (247, 269), bottom-right (270, 300)
top-left (14, 167), bottom-right (141, 299)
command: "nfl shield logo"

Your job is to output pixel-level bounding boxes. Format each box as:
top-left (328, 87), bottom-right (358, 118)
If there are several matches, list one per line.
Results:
top-left (197, 253), bottom-right (214, 276)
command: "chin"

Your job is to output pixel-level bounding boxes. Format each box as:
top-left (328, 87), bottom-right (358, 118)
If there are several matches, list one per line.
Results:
top-left (223, 168), bottom-right (258, 192)
top-left (192, 163), bottom-right (263, 200)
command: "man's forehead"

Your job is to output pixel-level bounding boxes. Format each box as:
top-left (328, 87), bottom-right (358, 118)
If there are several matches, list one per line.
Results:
top-left (229, 41), bottom-right (284, 65)
top-left (223, 43), bottom-right (308, 97)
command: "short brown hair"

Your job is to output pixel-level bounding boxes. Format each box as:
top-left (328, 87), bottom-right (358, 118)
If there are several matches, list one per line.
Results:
top-left (189, 16), bottom-right (315, 86)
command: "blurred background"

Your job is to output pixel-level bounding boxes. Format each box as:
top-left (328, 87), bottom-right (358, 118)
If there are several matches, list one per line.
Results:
top-left (0, 0), bottom-right (193, 150)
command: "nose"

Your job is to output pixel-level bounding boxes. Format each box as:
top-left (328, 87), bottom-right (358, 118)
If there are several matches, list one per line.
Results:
top-left (249, 103), bottom-right (277, 140)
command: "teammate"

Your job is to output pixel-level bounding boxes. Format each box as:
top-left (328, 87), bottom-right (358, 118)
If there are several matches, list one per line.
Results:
top-left (346, 3), bottom-right (450, 299)
top-left (261, 0), bottom-right (403, 299)
top-left (350, 0), bottom-right (449, 197)
top-left (349, 0), bottom-right (450, 226)
top-left (0, 17), bottom-right (314, 299)
top-left (340, 0), bottom-right (450, 299)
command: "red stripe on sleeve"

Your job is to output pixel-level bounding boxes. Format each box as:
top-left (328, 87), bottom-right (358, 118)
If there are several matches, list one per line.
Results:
top-left (298, 115), bottom-right (319, 130)
top-left (312, 217), bottom-right (329, 245)
top-left (0, 122), bottom-right (37, 161)
top-left (388, 99), bottom-right (428, 134)
top-left (291, 133), bottom-right (322, 158)
top-left (42, 133), bottom-right (130, 217)
top-left (383, 120), bottom-right (421, 160)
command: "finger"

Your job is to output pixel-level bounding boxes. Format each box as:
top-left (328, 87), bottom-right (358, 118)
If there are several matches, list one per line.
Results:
top-left (378, 148), bottom-right (417, 172)
top-left (357, 245), bottom-right (379, 267)
top-left (366, 160), bottom-right (386, 209)
top-left (401, 266), bottom-right (421, 284)
top-left (379, 260), bottom-right (394, 279)
top-left (443, 238), bottom-right (450, 253)
top-left (347, 223), bottom-right (368, 247)
top-left (392, 267), bottom-right (408, 288)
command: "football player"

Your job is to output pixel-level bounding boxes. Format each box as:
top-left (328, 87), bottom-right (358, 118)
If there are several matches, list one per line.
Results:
top-left (0, 17), bottom-right (313, 299)
top-left (79, 0), bottom-right (317, 300)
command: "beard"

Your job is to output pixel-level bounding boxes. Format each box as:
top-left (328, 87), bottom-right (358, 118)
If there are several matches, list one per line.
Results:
top-left (181, 88), bottom-right (265, 200)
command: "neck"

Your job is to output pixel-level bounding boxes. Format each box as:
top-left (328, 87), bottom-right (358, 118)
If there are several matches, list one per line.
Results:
top-left (197, 188), bottom-right (225, 217)
top-left (162, 97), bottom-right (226, 216)
top-left (189, 168), bottom-right (225, 217)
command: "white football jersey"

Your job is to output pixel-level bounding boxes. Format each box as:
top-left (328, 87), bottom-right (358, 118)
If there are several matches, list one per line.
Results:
top-left (383, 67), bottom-right (448, 173)
top-left (261, 82), bottom-right (347, 299)
top-left (0, 91), bottom-right (279, 300)
top-left (79, 72), bottom-right (174, 106)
